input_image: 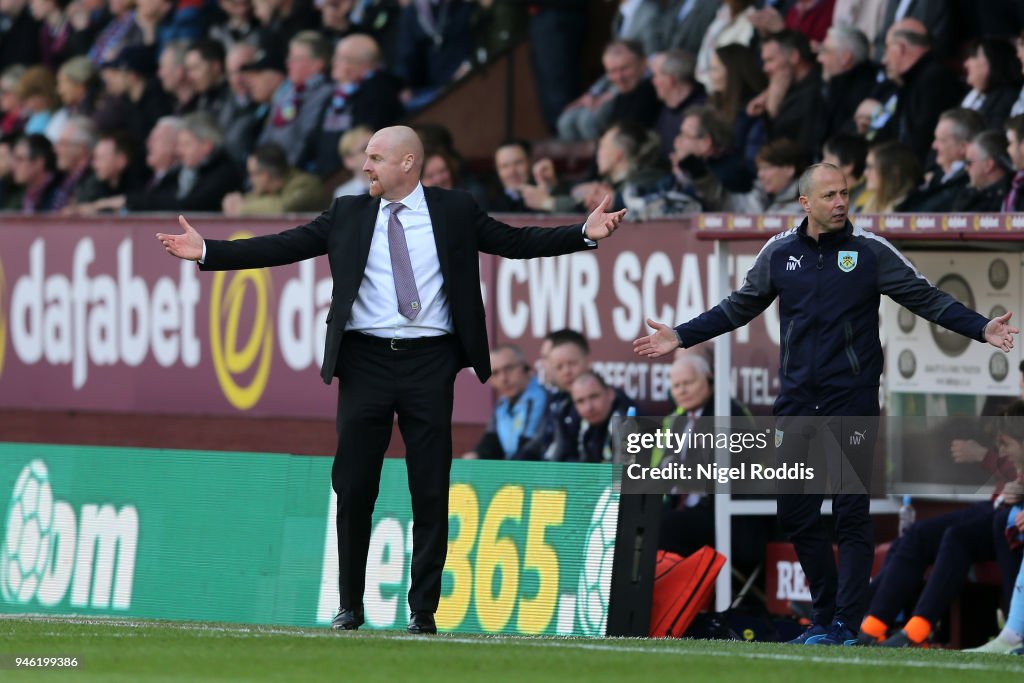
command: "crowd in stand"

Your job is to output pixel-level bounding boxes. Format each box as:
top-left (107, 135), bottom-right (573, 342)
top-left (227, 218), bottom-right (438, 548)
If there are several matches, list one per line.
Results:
top-left (5, 1), bottom-right (1024, 220)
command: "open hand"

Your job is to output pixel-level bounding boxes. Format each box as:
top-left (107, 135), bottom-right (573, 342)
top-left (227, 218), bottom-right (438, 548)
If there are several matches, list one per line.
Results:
top-left (156, 215), bottom-right (204, 261)
top-left (985, 311), bottom-right (1018, 352)
top-left (583, 194), bottom-right (626, 241)
top-left (633, 318), bottom-right (680, 359)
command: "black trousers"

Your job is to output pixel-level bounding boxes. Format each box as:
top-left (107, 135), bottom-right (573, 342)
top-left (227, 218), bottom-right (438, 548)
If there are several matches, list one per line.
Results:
top-left (774, 405), bottom-right (879, 629)
top-left (332, 332), bottom-right (460, 614)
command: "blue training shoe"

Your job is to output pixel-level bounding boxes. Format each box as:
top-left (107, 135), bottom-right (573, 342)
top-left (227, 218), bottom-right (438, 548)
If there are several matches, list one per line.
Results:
top-left (787, 623), bottom-right (829, 644)
top-left (813, 619), bottom-right (859, 646)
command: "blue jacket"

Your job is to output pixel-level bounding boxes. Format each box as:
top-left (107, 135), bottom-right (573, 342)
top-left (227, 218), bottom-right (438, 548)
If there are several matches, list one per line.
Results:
top-left (475, 377), bottom-right (549, 459)
top-left (676, 219), bottom-right (989, 414)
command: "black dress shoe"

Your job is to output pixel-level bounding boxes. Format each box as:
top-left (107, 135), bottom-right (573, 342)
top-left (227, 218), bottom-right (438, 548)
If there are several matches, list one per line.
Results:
top-left (331, 607), bottom-right (364, 631)
top-left (407, 611), bottom-right (437, 634)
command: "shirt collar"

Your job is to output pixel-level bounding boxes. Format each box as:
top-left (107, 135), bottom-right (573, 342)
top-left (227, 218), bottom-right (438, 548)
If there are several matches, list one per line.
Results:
top-left (386, 182), bottom-right (426, 212)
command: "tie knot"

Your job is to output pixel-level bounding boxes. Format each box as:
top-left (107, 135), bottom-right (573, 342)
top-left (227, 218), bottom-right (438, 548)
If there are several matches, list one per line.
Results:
top-left (387, 202), bottom-right (405, 216)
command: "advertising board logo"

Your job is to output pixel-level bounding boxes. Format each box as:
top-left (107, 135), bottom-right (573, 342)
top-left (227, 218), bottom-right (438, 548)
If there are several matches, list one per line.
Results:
top-left (1, 459), bottom-right (138, 609)
top-left (209, 232), bottom-right (274, 410)
top-left (576, 487), bottom-right (618, 636)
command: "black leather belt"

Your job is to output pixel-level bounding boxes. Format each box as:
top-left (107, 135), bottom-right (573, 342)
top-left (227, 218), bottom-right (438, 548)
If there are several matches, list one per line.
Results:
top-left (345, 332), bottom-right (452, 351)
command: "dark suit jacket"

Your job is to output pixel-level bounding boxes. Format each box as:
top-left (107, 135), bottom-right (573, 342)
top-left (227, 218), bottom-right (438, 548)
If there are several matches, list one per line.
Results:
top-left (199, 186), bottom-right (594, 384)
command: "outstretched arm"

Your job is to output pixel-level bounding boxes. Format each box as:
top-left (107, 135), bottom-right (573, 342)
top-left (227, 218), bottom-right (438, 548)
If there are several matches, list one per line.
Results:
top-left (984, 311), bottom-right (1018, 353)
top-left (156, 215), bottom-right (204, 261)
top-left (582, 194), bottom-right (627, 241)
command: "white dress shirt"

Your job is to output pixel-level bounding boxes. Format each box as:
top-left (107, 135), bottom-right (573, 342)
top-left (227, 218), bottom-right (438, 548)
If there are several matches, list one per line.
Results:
top-left (346, 182), bottom-right (453, 338)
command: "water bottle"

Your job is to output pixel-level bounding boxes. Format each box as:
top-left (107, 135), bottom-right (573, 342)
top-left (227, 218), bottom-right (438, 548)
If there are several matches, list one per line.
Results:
top-left (898, 495), bottom-right (915, 537)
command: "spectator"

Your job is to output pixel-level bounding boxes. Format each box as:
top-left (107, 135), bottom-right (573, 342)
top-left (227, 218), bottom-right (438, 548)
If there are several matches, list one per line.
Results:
top-left (951, 130), bottom-right (1013, 213)
top-left (30, 0), bottom-right (76, 69)
top-left (184, 38), bottom-right (231, 119)
top-left (218, 41), bottom-right (262, 165)
top-left (549, 371), bottom-right (636, 463)
top-left (558, 39), bottom-right (658, 142)
top-left (222, 141), bottom-right (324, 215)
top-left (822, 133), bottom-right (870, 213)
top-left (552, 121), bottom-right (668, 214)
top-left (318, 0), bottom-right (356, 46)
top-left (0, 65), bottom-right (26, 136)
top-left (1003, 114), bottom-right (1024, 212)
top-left (393, 0), bottom-right (474, 110)
top-left (653, 0), bottom-right (719, 56)
top-left (651, 49), bottom-right (706, 159)
top-left (861, 140), bottom-right (921, 213)
top-left (749, 0), bottom-right (836, 46)
top-left (857, 401), bottom-right (1023, 647)
top-left (76, 115), bottom-right (183, 213)
top-left (747, 29), bottom-right (823, 157)
top-left (655, 354), bottom-right (753, 557)
top-left (874, 18), bottom-right (964, 160)
top-left (45, 57), bottom-right (98, 144)
top-left (257, 30), bottom-right (331, 171)
top-left (16, 64), bottom-right (59, 136)
top-left (158, 40), bottom-right (196, 113)
top-left (695, 0), bottom-right (757, 91)
top-left (672, 104), bottom-right (753, 200)
top-left (462, 344), bottom-right (548, 461)
top-left (208, 0), bottom-right (258, 50)
top-left (873, 0), bottom-right (951, 60)
top-left (87, 0), bottom-right (141, 66)
top-left (0, 0), bottom-right (42, 69)
top-left (332, 124), bottom-right (371, 197)
top-left (50, 113), bottom-right (97, 209)
top-left (708, 43), bottom-right (766, 169)
top-left (79, 131), bottom-right (141, 201)
top-left (519, 329), bottom-right (591, 462)
top-left (488, 139), bottom-right (531, 213)
top-left (314, 33), bottom-right (403, 181)
top-left (696, 137), bottom-right (807, 213)
top-left (99, 44), bottom-right (172, 144)
top-left (961, 38), bottom-right (1022, 130)
top-left (817, 24), bottom-right (876, 144)
top-left (10, 133), bottom-right (59, 213)
top-left (903, 108), bottom-right (984, 212)
top-left (238, 39), bottom-right (287, 156)
top-left (1011, 31), bottom-right (1024, 119)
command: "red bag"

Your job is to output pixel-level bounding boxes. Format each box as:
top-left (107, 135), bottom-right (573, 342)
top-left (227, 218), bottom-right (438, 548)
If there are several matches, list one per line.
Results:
top-left (649, 547), bottom-right (726, 638)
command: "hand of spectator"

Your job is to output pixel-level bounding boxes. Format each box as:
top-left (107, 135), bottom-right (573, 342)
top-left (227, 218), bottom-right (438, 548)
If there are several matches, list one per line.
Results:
top-left (1015, 509), bottom-right (1024, 531)
top-left (583, 182), bottom-right (613, 213)
top-left (634, 318), bottom-right (680, 359)
top-left (582, 194), bottom-right (626, 242)
top-left (749, 7), bottom-right (785, 34)
top-left (462, 451), bottom-right (479, 459)
top-left (532, 158), bottom-right (557, 190)
top-left (520, 184), bottom-right (555, 212)
top-left (984, 312), bottom-right (1018, 353)
top-left (854, 99), bottom-right (881, 135)
top-left (222, 192), bottom-right (243, 217)
top-left (746, 91), bottom-right (768, 117)
top-left (950, 439), bottom-right (988, 464)
top-left (453, 60), bottom-right (472, 81)
top-left (156, 215), bottom-right (204, 262)
top-left (1004, 480), bottom-right (1024, 505)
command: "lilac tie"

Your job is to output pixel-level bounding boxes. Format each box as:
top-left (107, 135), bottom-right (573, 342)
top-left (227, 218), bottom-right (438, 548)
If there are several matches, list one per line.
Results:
top-left (386, 202), bottom-right (421, 320)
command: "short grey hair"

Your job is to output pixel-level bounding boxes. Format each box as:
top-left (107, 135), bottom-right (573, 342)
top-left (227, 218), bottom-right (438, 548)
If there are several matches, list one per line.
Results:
top-left (972, 130), bottom-right (1013, 170)
top-left (827, 24), bottom-right (869, 65)
top-left (491, 343), bottom-right (528, 367)
top-left (939, 108), bottom-right (986, 144)
top-left (154, 115), bottom-right (186, 133)
top-left (797, 162), bottom-right (843, 197)
top-left (658, 49), bottom-right (696, 84)
top-left (672, 353), bottom-right (712, 380)
top-left (61, 115), bottom-right (98, 148)
top-left (181, 112), bottom-right (223, 147)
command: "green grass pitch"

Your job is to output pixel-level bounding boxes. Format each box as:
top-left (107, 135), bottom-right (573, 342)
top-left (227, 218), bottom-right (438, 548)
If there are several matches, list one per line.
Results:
top-left (1, 616), bottom-right (1022, 682)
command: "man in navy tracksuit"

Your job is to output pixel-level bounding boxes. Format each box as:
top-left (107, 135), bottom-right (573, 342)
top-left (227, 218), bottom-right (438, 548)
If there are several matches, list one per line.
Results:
top-left (634, 163), bottom-right (1018, 645)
